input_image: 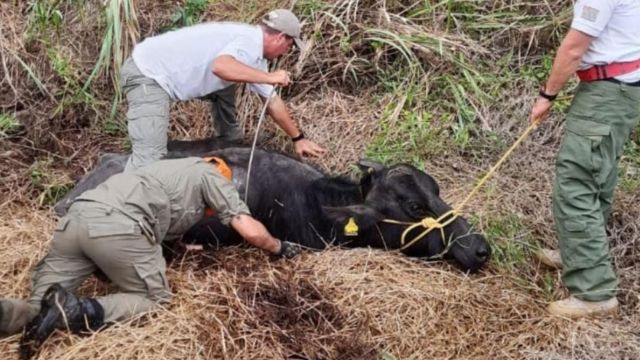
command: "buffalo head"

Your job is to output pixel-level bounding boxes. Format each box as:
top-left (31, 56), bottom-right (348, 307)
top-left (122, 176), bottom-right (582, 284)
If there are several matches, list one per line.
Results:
top-left (324, 160), bottom-right (490, 273)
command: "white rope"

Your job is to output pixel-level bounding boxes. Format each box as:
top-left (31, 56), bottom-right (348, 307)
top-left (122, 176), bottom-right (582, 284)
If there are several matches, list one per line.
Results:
top-left (244, 86), bottom-right (278, 202)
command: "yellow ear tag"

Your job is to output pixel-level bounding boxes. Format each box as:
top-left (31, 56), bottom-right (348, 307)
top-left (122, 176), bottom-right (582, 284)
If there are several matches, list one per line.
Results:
top-left (344, 217), bottom-right (359, 236)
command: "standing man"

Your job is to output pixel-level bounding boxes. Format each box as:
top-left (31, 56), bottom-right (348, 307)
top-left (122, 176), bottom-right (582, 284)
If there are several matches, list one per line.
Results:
top-left (122, 9), bottom-right (326, 171)
top-left (531, 0), bottom-right (640, 318)
top-left (0, 157), bottom-right (300, 357)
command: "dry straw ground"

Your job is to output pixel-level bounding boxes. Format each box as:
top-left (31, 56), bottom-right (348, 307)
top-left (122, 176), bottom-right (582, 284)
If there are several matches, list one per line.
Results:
top-left (1, 1), bottom-right (639, 359)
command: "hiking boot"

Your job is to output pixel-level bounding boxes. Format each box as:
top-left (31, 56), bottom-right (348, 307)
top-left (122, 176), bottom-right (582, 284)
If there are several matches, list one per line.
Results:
top-left (535, 248), bottom-right (562, 269)
top-left (19, 284), bottom-right (104, 360)
top-left (548, 296), bottom-right (618, 319)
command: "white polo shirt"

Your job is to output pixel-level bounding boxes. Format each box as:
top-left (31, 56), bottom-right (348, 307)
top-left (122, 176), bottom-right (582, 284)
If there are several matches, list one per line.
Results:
top-left (571, 0), bottom-right (640, 82)
top-left (132, 22), bottom-right (274, 100)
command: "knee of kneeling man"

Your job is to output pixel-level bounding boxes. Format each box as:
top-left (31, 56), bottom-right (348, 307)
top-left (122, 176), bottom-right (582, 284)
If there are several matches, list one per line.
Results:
top-left (147, 288), bottom-right (172, 305)
top-left (135, 266), bottom-right (172, 304)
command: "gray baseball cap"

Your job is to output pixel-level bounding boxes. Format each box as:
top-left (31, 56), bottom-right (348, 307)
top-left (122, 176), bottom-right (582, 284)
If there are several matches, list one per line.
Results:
top-left (262, 9), bottom-right (305, 49)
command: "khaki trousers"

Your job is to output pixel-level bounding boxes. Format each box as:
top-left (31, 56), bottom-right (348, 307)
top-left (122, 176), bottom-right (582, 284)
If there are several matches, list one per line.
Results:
top-left (0, 201), bottom-right (171, 335)
top-left (122, 57), bottom-right (241, 171)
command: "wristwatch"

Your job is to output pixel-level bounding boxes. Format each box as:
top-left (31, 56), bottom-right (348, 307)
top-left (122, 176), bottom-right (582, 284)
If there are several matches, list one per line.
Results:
top-left (539, 87), bottom-right (557, 102)
top-left (291, 131), bottom-right (305, 142)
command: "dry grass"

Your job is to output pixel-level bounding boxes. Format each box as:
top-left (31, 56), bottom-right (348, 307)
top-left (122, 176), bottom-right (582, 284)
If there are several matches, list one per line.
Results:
top-left (1, 1), bottom-right (640, 359)
top-left (1, 205), bottom-right (639, 359)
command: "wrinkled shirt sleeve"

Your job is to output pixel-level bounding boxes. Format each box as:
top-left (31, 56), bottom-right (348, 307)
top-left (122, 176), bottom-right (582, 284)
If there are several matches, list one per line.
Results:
top-left (571, 0), bottom-right (615, 37)
top-left (217, 38), bottom-right (275, 99)
top-left (200, 167), bottom-right (251, 225)
top-left (247, 59), bottom-right (276, 99)
top-left (218, 36), bottom-right (260, 66)
top-left (248, 82), bottom-right (276, 99)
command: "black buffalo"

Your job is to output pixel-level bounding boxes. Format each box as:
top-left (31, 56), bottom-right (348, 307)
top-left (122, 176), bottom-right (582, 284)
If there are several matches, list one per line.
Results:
top-left (55, 141), bottom-right (490, 272)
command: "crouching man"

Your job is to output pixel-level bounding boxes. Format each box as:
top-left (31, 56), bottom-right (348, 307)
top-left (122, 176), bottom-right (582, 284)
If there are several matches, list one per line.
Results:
top-left (0, 156), bottom-right (299, 357)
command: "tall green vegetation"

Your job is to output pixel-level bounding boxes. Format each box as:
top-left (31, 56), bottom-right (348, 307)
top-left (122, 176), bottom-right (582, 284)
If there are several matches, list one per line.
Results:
top-left (27, 0), bottom-right (64, 33)
top-left (49, 47), bottom-right (96, 114)
top-left (84, 0), bottom-right (139, 120)
top-left (359, 1), bottom-right (570, 166)
top-left (162, 0), bottom-right (209, 31)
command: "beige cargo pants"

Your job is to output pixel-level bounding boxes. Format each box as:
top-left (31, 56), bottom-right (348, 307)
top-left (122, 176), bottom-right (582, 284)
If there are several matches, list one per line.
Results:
top-left (0, 201), bottom-right (170, 335)
top-left (122, 57), bottom-right (241, 171)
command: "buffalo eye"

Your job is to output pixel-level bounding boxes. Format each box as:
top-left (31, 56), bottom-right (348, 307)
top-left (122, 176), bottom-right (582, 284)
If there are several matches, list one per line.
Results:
top-left (407, 201), bottom-right (429, 217)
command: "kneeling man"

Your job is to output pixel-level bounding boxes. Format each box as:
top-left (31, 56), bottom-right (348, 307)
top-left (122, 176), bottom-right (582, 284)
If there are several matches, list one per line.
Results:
top-left (0, 156), bottom-right (299, 356)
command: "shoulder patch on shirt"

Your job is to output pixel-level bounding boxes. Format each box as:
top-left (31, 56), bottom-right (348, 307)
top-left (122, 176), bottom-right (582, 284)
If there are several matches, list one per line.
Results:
top-left (580, 5), bottom-right (599, 22)
top-left (235, 48), bottom-right (252, 61)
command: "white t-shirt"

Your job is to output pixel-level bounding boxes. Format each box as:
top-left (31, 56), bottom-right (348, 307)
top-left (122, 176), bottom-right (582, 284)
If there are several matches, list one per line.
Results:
top-left (132, 22), bottom-right (274, 100)
top-left (571, 0), bottom-right (640, 82)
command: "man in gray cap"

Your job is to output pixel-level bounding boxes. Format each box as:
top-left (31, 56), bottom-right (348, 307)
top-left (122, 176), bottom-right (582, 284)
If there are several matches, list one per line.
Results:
top-left (122, 9), bottom-right (326, 171)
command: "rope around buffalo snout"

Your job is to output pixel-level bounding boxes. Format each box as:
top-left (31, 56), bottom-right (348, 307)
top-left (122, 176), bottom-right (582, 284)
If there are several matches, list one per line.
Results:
top-left (383, 119), bottom-right (543, 253)
top-left (382, 209), bottom-right (459, 254)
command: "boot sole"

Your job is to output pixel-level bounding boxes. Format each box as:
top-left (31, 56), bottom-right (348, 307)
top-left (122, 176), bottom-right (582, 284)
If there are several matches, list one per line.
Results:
top-left (19, 285), bottom-right (69, 360)
top-left (534, 251), bottom-right (562, 270)
top-left (548, 304), bottom-right (619, 319)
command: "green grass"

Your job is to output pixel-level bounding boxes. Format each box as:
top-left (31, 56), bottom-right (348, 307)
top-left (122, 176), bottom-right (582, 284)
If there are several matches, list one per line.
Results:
top-left (29, 160), bottom-right (72, 206)
top-left (161, 0), bottom-right (209, 32)
top-left (0, 114), bottom-right (21, 138)
top-left (619, 136), bottom-right (640, 191)
top-left (365, 60), bottom-right (501, 163)
top-left (296, 0), bottom-right (329, 18)
top-left (540, 272), bottom-right (557, 301)
top-left (481, 214), bottom-right (536, 272)
top-left (48, 47), bottom-right (96, 114)
top-left (366, 79), bottom-right (450, 166)
top-left (28, 0), bottom-right (64, 33)
top-left (83, 0), bottom-right (138, 122)
top-left (519, 52), bottom-right (574, 113)
top-left (103, 117), bottom-right (127, 136)
top-left (367, 108), bottom-right (448, 166)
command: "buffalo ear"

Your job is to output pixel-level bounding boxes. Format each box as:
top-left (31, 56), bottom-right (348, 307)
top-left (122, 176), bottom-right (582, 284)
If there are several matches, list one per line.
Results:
top-left (357, 159), bottom-right (385, 175)
top-left (322, 205), bottom-right (383, 234)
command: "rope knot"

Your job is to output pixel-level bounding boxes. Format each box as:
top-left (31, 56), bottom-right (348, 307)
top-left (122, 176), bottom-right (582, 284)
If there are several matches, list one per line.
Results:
top-left (420, 217), bottom-right (442, 229)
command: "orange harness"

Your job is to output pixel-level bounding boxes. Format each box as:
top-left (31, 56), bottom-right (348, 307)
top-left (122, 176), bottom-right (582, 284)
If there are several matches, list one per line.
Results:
top-left (202, 156), bottom-right (233, 217)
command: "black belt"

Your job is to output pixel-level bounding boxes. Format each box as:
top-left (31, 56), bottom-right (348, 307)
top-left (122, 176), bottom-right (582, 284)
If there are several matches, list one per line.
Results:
top-left (603, 78), bottom-right (640, 87)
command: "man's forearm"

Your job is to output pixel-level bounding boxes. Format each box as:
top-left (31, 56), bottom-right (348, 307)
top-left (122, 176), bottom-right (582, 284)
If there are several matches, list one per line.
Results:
top-left (212, 55), bottom-right (273, 84)
top-left (267, 95), bottom-right (301, 138)
top-left (544, 29), bottom-right (593, 95)
top-left (230, 214), bottom-right (281, 254)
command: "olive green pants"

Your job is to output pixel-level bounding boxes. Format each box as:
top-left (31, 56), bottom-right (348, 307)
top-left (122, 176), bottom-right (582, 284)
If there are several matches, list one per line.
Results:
top-left (554, 80), bottom-right (640, 301)
top-left (122, 57), bottom-right (240, 171)
top-left (0, 202), bottom-right (170, 335)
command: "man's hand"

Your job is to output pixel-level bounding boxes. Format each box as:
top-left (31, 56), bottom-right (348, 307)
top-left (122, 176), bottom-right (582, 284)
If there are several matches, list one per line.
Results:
top-left (294, 139), bottom-right (326, 158)
top-left (277, 240), bottom-right (301, 259)
top-left (530, 97), bottom-right (553, 123)
top-left (529, 29), bottom-right (593, 124)
top-left (268, 70), bottom-right (291, 87)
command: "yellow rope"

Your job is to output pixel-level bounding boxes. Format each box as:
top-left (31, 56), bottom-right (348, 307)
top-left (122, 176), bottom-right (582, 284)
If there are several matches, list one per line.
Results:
top-left (383, 119), bottom-right (542, 252)
top-left (454, 120), bottom-right (541, 213)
